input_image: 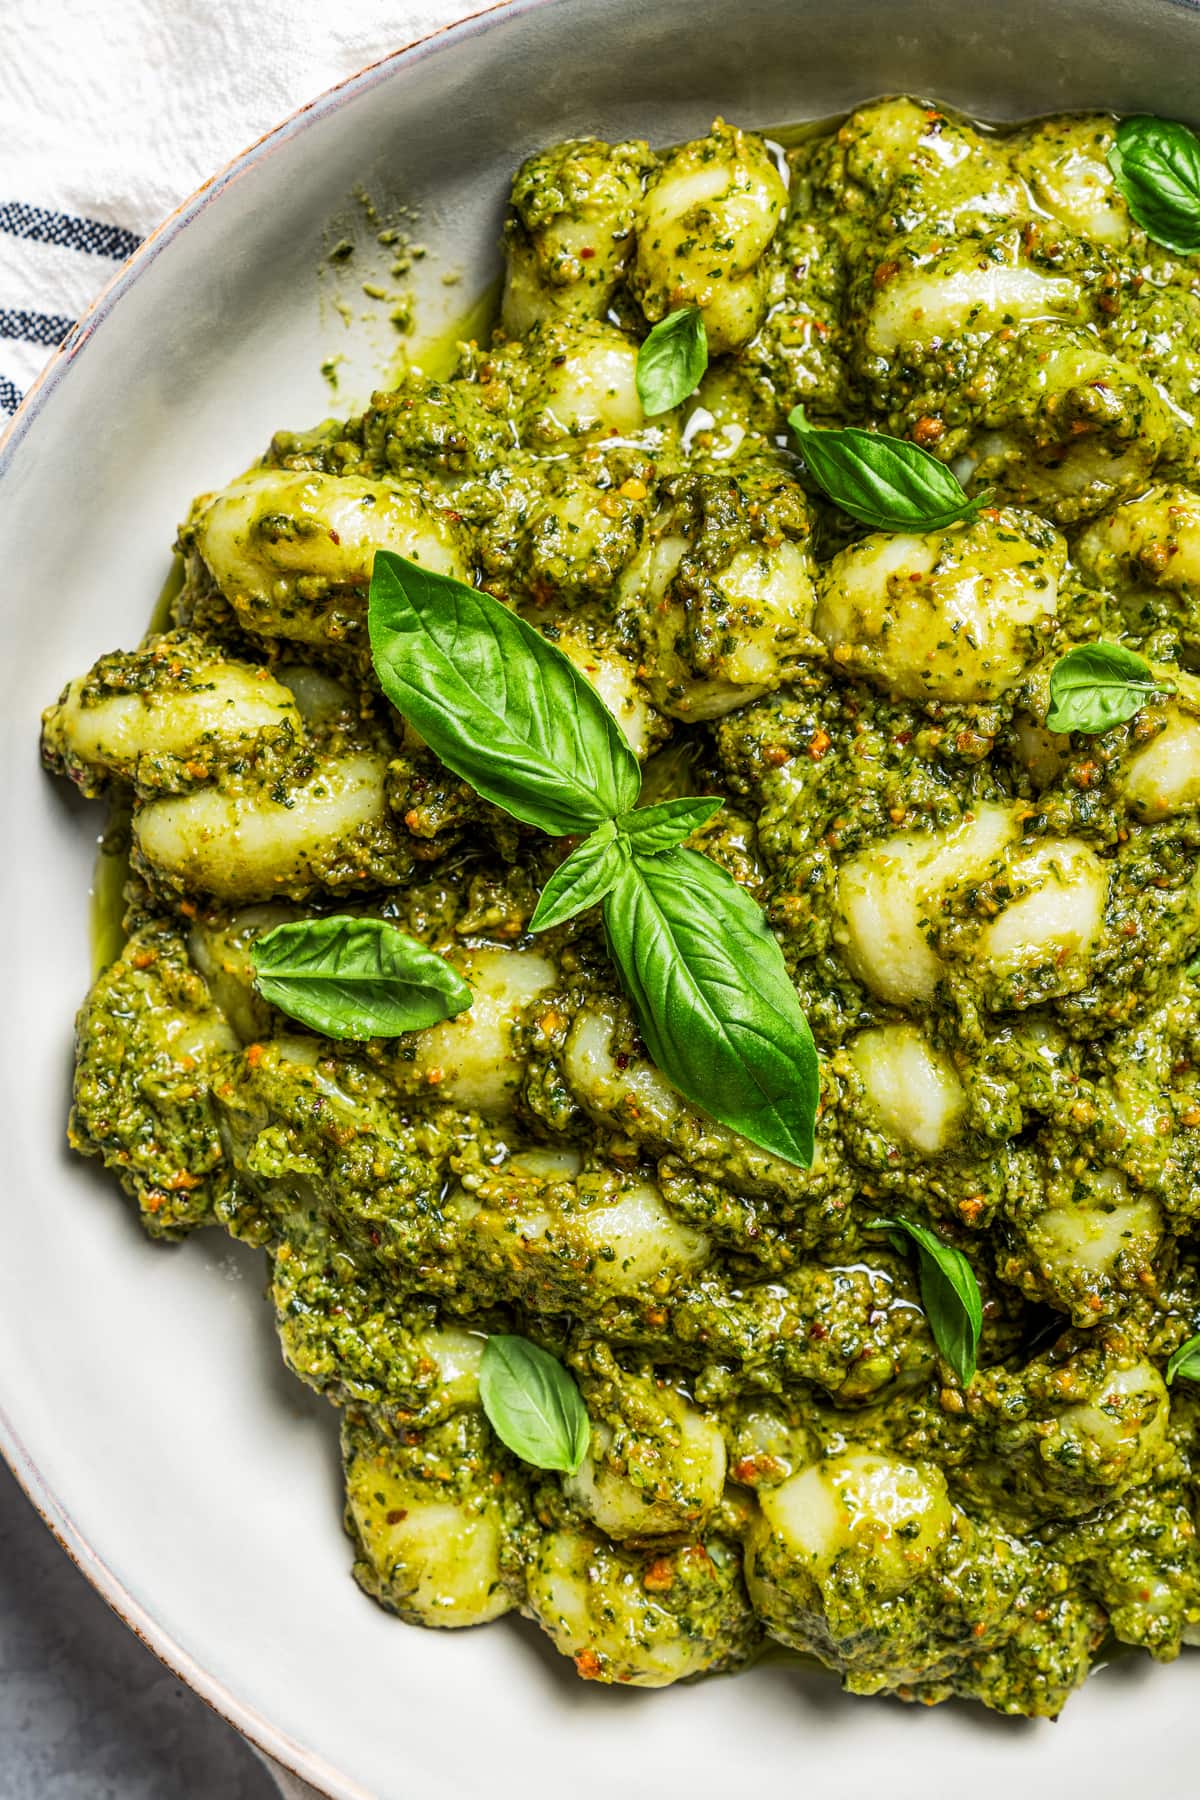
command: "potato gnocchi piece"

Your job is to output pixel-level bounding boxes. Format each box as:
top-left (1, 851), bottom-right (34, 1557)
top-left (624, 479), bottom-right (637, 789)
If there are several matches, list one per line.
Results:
top-left (1009, 115), bottom-right (1129, 247)
top-left (835, 803), bottom-right (1108, 1010)
top-left (449, 1154), bottom-right (712, 1312)
top-left (191, 466), bottom-right (468, 650)
top-left (965, 1343), bottom-right (1172, 1527)
top-left (749, 1451), bottom-right (954, 1609)
top-left (976, 836), bottom-right (1108, 989)
top-left (70, 925), bottom-right (238, 1236)
top-left (632, 120), bottom-right (787, 355)
top-left (41, 635), bottom-right (300, 797)
top-left (965, 330), bottom-right (1173, 525)
top-left (565, 1373), bottom-right (727, 1539)
top-left (824, 98), bottom-right (1030, 231)
top-left (188, 904), bottom-right (295, 1043)
top-left (623, 529), bottom-right (818, 720)
top-left (521, 319), bottom-right (644, 443)
top-left (835, 804), bottom-right (1014, 1007)
top-left (1122, 704), bottom-right (1200, 821)
top-left (845, 1024), bottom-right (966, 1157)
top-left (815, 512), bottom-right (1064, 703)
top-left (342, 1410), bottom-right (518, 1628)
top-left (745, 1450), bottom-right (1017, 1692)
top-left (1056, 1360), bottom-right (1170, 1473)
top-left (862, 230), bottom-right (1085, 359)
top-left (133, 751), bottom-right (399, 903)
top-left (401, 947), bottom-right (557, 1115)
top-left (1076, 485), bottom-right (1200, 651)
top-left (1000, 1165), bottom-right (1164, 1324)
top-left (525, 1528), bottom-right (756, 1685)
top-left (501, 137), bottom-right (653, 336)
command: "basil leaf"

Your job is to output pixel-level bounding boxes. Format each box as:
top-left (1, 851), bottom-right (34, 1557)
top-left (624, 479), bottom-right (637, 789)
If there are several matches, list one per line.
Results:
top-left (529, 822), bottom-right (627, 933)
top-left (871, 1216), bottom-right (983, 1386)
top-left (636, 307), bottom-right (708, 416)
top-left (787, 406), bottom-right (982, 531)
top-left (479, 1334), bottom-right (590, 1473)
top-left (1166, 1333), bottom-right (1200, 1386)
top-left (1108, 116), bottom-right (1200, 255)
top-left (368, 551), bottom-right (640, 836)
top-left (602, 847), bottom-right (819, 1167)
top-left (618, 795), bottom-right (723, 856)
top-left (251, 916), bottom-right (472, 1039)
top-left (1046, 641), bottom-right (1171, 734)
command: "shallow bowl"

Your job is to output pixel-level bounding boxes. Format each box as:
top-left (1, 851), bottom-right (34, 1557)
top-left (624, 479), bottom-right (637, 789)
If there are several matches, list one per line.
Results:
top-left (2, 1), bottom-right (1198, 1794)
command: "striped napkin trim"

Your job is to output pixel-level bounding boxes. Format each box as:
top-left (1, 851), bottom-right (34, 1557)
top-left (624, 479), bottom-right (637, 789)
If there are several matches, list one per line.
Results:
top-left (0, 202), bottom-right (142, 263)
top-left (0, 204), bottom-right (142, 414)
top-left (0, 306), bottom-right (75, 347)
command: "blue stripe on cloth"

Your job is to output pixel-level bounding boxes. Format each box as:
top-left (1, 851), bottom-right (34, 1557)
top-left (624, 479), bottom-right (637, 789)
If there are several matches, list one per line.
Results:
top-left (0, 377), bottom-right (22, 414)
top-left (0, 201), bottom-right (142, 262)
top-left (0, 307), bottom-right (73, 347)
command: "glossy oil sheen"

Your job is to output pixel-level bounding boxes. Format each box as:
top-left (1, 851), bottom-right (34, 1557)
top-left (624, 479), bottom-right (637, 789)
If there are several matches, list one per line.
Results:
top-left (2, 2), bottom-right (1199, 1795)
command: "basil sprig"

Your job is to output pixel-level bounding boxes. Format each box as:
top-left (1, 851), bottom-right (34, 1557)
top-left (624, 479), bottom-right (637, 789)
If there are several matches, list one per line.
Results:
top-left (1108, 115), bottom-right (1200, 255)
top-left (369, 554), bottom-right (640, 836)
top-left (636, 306), bottom-right (708, 416)
top-left (1166, 1334), bottom-right (1200, 1386)
top-left (251, 916), bottom-right (472, 1038)
top-left (528, 797), bottom-right (724, 933)
top-left (369, 552), bottom-right (820, 1167)
top-left (479, 1334), bottom-right (590, 1473)
top-left (871, 1216), bottom-right (983, 1386)
top-left (605, 848), bottom-right (819, 1168)
top-left (529, 820), bottom-right (629, 934)
top-left (621, 795), bottom-right (723, 854)
top-left (1046, 642), bottom-right (1172, 734)
top-left (787, 406), bottom-right (982, 532)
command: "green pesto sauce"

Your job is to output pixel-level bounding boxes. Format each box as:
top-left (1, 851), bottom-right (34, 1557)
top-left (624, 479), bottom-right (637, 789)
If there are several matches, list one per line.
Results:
top-left (397, 276), bottom-right (502, 384)
top-left (48, 97), bottom-right (1200, 1714)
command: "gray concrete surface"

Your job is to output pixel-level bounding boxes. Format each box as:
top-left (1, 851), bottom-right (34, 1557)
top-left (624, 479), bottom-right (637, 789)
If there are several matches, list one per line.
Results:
top-left (0, 1457), bottom-right (278, 1799)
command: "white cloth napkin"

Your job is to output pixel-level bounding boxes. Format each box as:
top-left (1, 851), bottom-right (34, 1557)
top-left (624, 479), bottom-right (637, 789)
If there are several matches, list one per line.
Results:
top-left (0, 0), bottom-right (478, 418)
top-left (3, 8), bottom-right (488, 1791)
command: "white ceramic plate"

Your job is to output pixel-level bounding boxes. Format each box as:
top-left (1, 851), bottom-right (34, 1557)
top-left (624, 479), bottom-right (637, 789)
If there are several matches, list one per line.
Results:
top-left (2, 3), bottom-right (1198, 1794)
